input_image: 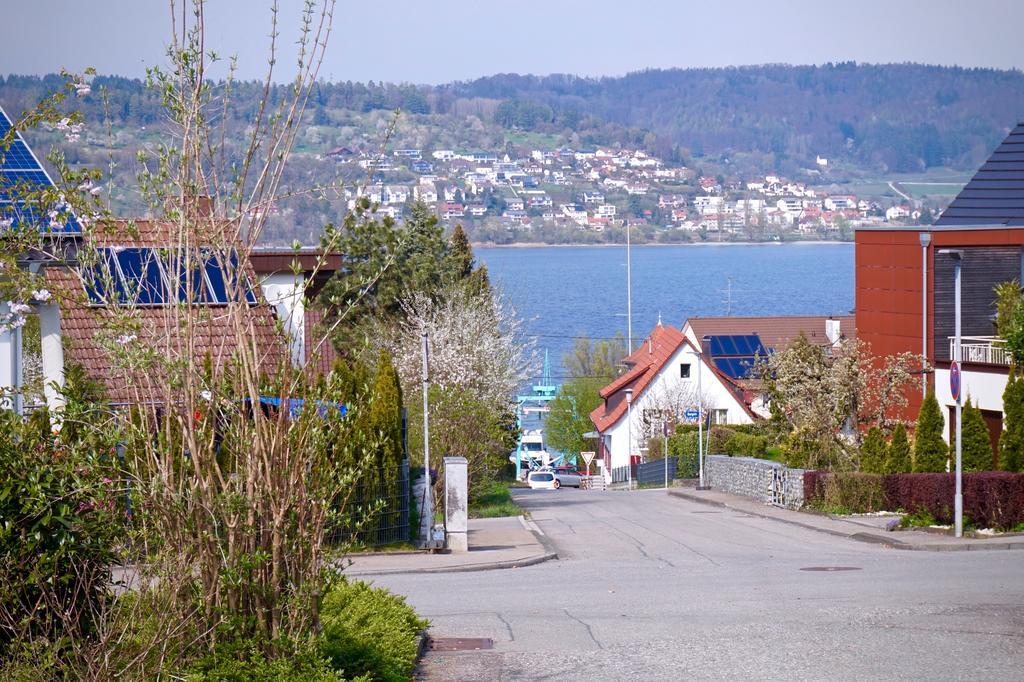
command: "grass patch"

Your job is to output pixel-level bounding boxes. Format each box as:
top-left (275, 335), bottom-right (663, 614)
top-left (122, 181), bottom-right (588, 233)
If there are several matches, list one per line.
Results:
top-left (469, 480), bottom-right (522, 519)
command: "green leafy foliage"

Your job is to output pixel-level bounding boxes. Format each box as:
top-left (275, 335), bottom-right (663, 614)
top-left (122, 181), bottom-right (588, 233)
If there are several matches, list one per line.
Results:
top-left (723, 432), bottom-right (767, 458)
top-left (914, 391), bottom-right (948, 472)
top-left (668, 429), bottom-right (700, 478)
top-left (0, 373), bottom-right (121, 654)
top-left (1001, 370), bottom-right (1024, 472)
top-left (885, 423), bottom-right (912, 474)
top-left (959, 399), bottom-right (994, 472)
top-left (319, 579), bottom-right (428, 682)
top-left (859, 426), bottom-right (887, 474)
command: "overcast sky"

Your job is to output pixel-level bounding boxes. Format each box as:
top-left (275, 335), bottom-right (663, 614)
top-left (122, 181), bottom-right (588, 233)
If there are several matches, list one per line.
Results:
top-left (3, 0), bottom-right (1024, 84)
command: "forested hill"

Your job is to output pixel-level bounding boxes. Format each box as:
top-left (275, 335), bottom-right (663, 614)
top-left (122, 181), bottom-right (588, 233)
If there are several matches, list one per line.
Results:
top-left (445, 63), bottom-right (1024, 172)
top-left (3, 62), bottom-right (1024, 177)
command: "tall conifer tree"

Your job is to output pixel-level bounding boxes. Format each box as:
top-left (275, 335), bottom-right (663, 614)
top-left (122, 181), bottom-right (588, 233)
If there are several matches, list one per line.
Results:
top-left (886, 423), bottom-right (912, 473)
top-left (859, 426), bottom-right (887, 474)
top-left (914, 390), bottom-right (948, 472)
top-left (958, 399), bottom-right (993, 472)
top-left (1000, 369), bottom-right (1024, 471)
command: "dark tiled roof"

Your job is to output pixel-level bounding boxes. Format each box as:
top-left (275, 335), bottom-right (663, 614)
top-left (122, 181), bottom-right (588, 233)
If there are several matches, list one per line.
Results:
top-left (936, 122), bottom-right (1024, 226)
top-left (685, 315), bottom-right (854, 352)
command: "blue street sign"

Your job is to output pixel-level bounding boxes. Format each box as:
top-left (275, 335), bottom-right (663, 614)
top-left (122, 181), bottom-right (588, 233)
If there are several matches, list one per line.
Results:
top-left (684, 410), bottom-right (700, 420)
top-left (950, 361), bottom-right (961, 402)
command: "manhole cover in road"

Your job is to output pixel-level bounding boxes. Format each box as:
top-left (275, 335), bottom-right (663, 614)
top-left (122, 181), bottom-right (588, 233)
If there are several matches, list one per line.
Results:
top-left (428, 637), bottom-right (494, 651)
top-left (800, 566), bottom-right (862, 572)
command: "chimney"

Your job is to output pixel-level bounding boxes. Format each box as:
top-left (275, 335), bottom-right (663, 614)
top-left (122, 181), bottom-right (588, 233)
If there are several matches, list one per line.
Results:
top-left (825, 318), bottom-right (841, 346)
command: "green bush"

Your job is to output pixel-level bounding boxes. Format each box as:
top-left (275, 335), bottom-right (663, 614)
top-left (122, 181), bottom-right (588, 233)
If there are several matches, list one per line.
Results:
top-left (960, 399), bottom-right (994, 472)
top-left (1001, 369), bottom-right (1024, 471)
top-left (885, 424), bottom-right (912, 473)
top-left (859, 426), bottom-right (887, 473)
top-left (669, 431), bottom-right (700, 477)
top-left (187, 638), bottom-right (351, 681)
top-left (0, 409), bottom-right (121, 653)
top-left (810, 472), bottom-right (887, 514)
top-left (320, 578), bottom-right (428, 682)
top-left (914, 390), bottom-right (948, 472)
top-left (708, 427), bottom-right (735, 454)
top-left (724, 432), bottom-right (768, 458)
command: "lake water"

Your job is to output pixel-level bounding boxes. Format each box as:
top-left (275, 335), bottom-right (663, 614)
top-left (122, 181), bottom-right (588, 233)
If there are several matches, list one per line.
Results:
top-left (476, 242), bottom-right (854, 381)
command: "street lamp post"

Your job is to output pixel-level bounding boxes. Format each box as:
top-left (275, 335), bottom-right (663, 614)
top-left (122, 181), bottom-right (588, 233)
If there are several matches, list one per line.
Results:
top-left (625, 388), bottom-right (633, 490)
top-left (939, 249), bottom-right (964, 538)
top-left (663, 419), bottom-right (670, 490)
top-left (919, 232), bottom-right (932, 398)
top-left (697, 343), bottom-right (706, 489)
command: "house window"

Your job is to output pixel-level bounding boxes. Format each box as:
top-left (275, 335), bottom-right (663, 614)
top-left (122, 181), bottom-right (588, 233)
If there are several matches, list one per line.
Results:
top-left (680, 363), bottom-right (691, 379)
top-left (711, 409), bottom-right (728, 425)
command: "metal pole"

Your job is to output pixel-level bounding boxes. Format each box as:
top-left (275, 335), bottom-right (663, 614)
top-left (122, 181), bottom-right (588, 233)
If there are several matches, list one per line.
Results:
top-left (625, 388), bottom-right (633, 490)
top-left (421, 331), bottom-right (433, 542)
top-left (919, 232), bottom-right (931, 398)
top-left (626, 224), bottom-right (633, 352)
top-left (664, 421), bottom-right (669, 490)
top-left (953, 257), bottom-right (963, 538)
top-left (697, 349), bottom-right (705, 488)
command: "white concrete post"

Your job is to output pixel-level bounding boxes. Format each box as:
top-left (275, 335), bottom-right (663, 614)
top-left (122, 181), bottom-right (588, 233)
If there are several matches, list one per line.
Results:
top-left (443, 456), bottom-right (468, 553)
top-left (0, 301), bottom-right (23, 413)
top-left (38, 303), bottom-right (65, 425)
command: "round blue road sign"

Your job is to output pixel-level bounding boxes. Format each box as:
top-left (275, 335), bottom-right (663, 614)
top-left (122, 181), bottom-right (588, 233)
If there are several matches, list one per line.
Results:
top-left (950, 361), bottom-right (961, 402)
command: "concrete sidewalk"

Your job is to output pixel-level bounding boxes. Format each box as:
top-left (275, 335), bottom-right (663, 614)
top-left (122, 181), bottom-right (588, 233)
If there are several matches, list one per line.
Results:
top-left (341, 515), bottom-right (557, 576)
top-left (668, 487), bottom-right (1024, 551)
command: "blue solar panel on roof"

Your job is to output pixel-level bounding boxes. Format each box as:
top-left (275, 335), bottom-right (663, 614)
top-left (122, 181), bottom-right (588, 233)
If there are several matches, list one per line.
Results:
top-left (0, 106), bottom-right (81, 234)
top-left (0, 170), bottom-right (52, 199)
top-left (83, 247), bottom-right (257, 307)
top-left (707, 334), bottom-right (765, 358)
top-left (0, 141), bottom-right (41, 171)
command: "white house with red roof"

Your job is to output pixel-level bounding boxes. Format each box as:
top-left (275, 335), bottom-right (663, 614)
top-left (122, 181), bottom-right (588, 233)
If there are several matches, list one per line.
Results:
top-left (589, 323), bottom-right (755, 477)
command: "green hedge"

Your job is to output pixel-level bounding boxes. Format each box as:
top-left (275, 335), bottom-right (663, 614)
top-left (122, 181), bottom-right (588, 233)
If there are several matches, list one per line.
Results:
top-left (320, 578), bottom-right (428, 682)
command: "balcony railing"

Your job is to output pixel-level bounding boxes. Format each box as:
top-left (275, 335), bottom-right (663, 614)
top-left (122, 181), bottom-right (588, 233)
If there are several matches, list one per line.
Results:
top-left (949, 336), bottom-right (1011, 366)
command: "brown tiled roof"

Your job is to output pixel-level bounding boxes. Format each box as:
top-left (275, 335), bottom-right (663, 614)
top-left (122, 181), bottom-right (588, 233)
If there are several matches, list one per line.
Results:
top-left (685, 314), bottom-right (854, 352)
top-left (590, 324), bottom-right (686, 432)
top-left (47, 220), bottom-right (287, 404)
top-left (303, 307), bottom-right (338, 378)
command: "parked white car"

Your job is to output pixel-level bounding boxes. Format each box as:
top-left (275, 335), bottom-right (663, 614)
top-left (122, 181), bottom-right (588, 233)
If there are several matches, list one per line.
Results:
top-left (527, 470), bottom-right (558, 490)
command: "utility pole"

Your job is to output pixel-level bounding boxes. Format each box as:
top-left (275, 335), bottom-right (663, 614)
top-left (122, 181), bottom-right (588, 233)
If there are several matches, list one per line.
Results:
top-left (626, 223), bottom-right (633, 352)
top-left (421, 331), bottom-right (433, 544)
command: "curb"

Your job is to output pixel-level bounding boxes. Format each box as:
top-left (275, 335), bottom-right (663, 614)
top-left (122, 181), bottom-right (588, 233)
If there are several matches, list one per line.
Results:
top-left (344, 516), bottom-right (558, 576)
top-left (665, 489), bottom-right (1024, 552)
top-left (344, 551), bottom-right (558, 577)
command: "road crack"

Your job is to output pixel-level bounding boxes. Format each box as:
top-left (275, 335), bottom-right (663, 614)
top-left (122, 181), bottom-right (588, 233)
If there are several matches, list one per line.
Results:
top-left (564, 608), bottom-right (604, 649)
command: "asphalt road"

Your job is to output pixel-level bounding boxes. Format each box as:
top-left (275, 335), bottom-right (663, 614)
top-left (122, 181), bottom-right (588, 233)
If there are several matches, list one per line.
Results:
top-left (371, 488), bottom-right (1024, 681)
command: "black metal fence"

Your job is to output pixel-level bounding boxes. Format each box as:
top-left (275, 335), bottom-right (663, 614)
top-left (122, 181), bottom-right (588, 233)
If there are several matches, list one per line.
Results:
top-left (636, 458), bottom-right (677, 486)
top-left (328, 460), bottom-right (410, 546)
top-left (610, 464), bottom-right (633, 484)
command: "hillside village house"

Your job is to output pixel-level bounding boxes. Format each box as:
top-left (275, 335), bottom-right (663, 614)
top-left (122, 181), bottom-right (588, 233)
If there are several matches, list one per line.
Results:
top-left (855, 120), bottom-right (1024, 458)
top-left (589, 315), bottom-right (851, 477)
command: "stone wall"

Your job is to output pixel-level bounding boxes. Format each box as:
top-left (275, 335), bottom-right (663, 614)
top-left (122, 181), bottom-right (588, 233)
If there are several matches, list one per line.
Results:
top-left (704, 455), bottom-right (805, 509)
